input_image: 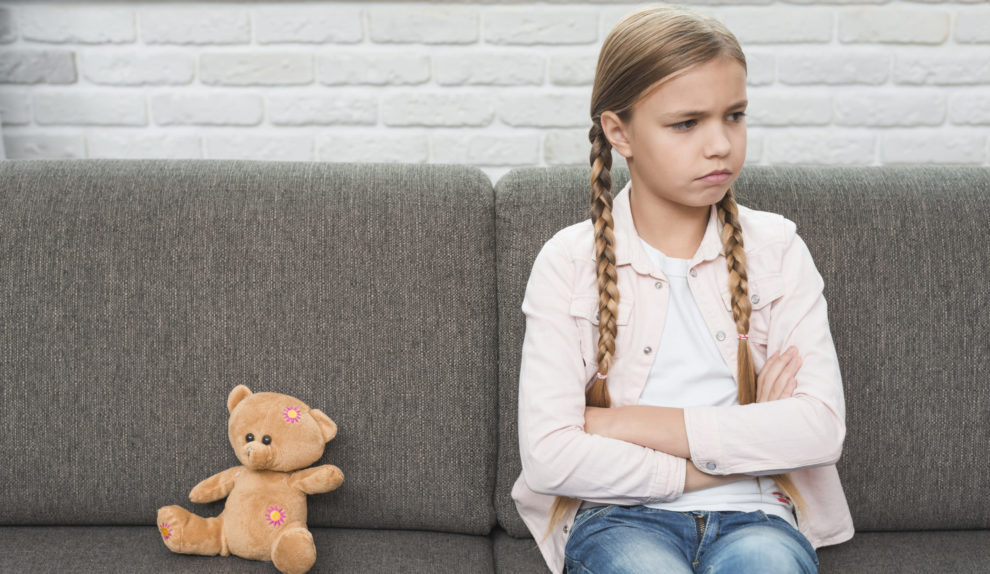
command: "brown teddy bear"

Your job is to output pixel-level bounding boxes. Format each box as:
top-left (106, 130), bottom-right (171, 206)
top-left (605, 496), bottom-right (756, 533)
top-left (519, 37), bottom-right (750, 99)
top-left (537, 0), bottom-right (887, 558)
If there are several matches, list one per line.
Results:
top-left (157, 385), bottom-right (344, 574)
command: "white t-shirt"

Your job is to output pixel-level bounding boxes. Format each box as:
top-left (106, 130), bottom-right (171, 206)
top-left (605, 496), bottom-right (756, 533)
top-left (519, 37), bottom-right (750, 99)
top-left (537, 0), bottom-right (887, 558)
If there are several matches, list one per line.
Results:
top-left (636, 236), bottom-right (798, 527)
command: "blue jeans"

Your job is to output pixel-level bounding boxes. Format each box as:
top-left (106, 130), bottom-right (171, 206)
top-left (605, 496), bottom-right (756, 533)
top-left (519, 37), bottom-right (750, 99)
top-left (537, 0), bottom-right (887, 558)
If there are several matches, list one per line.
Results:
top-left (564, 505), bottom-right (819, 574)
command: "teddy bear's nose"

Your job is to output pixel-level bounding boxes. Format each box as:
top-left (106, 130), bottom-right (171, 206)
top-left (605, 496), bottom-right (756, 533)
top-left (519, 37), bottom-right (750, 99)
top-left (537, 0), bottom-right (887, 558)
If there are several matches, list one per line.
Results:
top-left (242, 444), bottom-right (270, 469)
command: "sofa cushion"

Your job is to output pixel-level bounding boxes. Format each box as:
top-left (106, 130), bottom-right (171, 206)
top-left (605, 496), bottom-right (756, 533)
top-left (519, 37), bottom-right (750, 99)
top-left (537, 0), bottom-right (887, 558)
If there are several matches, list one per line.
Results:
top-left (0, 526), bottom-right (495, 573)
top-left (0, 159), bottom-right (499, 534)
top-left (492, 527), bottom-right (990, 573)
top-left (493, 165), bottom-right (990, 536)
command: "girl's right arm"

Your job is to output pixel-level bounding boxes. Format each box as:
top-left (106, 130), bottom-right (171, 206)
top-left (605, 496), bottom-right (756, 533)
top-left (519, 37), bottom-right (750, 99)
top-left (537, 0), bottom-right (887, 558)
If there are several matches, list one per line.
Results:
top-left (517, 234), bottom-right (690, 505)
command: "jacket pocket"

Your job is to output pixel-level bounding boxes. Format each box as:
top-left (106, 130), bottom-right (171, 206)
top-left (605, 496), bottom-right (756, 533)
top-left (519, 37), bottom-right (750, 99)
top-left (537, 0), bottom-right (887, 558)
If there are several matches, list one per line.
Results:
top-left (719, 274), bottom-right (784, 345)
top-left (569, 296), bottom-right (632, 375)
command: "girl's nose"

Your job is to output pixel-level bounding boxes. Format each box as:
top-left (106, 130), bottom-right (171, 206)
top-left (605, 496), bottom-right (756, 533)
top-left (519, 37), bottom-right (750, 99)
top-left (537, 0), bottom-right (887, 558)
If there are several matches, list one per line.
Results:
top-left (705, 126), bottom-right (732, 157)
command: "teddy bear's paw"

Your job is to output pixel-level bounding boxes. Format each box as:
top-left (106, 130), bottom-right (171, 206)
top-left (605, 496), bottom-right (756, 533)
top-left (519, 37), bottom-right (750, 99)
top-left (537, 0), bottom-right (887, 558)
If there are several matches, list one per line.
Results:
top-left (318, 465), bottom-right (344, 492)
top-left (157, 505), bottom-right (189, 553)
top-left (271, 524), bottom-right (316, 574)
top-left (157, 506), bottom-right (224, 556)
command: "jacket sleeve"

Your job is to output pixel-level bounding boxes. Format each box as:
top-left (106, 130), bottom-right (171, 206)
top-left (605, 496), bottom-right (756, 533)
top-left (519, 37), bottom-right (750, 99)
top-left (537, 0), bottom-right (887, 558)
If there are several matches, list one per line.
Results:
top-left (517, 233), bottom-right (686, 503)
top-left (682, 219), bottom-right (846, 476)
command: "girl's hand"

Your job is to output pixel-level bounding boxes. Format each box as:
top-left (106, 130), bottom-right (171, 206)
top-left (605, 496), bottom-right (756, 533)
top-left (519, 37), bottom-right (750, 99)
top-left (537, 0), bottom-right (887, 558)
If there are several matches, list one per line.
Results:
top-left (757, 346), bottom-right (802, 402)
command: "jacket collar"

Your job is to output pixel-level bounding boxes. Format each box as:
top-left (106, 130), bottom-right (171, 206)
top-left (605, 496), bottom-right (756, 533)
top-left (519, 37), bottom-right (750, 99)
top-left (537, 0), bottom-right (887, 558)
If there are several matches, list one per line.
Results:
top-left (610, 178), bottom-right (724, 276)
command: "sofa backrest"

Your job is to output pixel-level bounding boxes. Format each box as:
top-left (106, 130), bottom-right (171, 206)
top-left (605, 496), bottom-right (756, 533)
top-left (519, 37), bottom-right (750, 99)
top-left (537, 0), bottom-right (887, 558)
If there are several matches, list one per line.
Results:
top-left (493, 165), bottom-right (990, 536)
top-left (0, 159), bottom-right (499, 535)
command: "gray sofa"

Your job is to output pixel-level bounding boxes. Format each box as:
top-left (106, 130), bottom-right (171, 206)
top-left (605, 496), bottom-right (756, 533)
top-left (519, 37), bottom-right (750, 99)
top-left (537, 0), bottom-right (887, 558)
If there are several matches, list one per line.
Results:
top-left (0, 159), bottom-right (987, 573)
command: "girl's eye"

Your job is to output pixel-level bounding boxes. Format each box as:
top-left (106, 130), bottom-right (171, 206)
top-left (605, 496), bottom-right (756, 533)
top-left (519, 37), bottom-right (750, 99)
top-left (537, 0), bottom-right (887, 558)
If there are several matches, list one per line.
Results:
top-left (672, 111), bottom-right (746, 131)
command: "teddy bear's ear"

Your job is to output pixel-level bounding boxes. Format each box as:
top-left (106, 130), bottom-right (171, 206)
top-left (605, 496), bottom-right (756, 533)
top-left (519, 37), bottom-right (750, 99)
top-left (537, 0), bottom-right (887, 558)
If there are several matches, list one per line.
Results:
top-left (227, 385), bottom-right (253, 414)
top-left (309, 409), bottom-right (338, 442)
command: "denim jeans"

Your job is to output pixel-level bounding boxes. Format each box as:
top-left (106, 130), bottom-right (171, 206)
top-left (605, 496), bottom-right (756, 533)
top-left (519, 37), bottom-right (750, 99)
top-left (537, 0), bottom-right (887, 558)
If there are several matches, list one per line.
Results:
top-left (564, 504), bottom-right (819, 574)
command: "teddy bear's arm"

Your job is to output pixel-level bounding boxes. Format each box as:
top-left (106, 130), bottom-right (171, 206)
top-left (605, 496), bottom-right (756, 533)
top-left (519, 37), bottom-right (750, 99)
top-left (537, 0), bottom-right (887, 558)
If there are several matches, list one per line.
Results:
top-left (189, 466), bottom-right (245, 504)
top-left (289, 464), bottom-right (344, 495)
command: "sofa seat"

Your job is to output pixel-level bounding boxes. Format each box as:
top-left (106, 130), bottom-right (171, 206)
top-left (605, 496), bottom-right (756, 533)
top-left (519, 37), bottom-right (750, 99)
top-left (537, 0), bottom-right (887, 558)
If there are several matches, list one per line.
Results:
top-left (0, 526), bottom-right (496, 573)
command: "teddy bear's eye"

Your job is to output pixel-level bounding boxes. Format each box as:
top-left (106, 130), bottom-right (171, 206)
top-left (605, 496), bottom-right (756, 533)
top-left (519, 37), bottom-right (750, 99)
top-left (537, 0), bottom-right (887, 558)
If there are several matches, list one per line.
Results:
top-left (246, 433), bottom-right (254, 443)
top-left (262, 435), bottom-right (272, 445)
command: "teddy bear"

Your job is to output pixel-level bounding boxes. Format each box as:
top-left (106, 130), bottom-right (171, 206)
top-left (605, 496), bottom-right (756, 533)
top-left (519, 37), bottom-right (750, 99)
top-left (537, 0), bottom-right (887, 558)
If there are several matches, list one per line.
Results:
top-left (157, 385), bottom-right (344, 574)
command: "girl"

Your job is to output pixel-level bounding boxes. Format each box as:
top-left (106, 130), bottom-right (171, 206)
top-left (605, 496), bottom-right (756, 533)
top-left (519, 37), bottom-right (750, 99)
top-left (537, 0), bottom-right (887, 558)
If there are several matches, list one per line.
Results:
top-left (512, 5), bottom-right (854, 573)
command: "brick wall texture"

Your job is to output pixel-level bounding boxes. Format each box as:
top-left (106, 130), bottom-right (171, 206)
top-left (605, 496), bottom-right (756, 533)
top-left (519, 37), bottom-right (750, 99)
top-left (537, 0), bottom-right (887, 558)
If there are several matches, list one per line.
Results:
top-left (1, 1), bottom-right (988, 182)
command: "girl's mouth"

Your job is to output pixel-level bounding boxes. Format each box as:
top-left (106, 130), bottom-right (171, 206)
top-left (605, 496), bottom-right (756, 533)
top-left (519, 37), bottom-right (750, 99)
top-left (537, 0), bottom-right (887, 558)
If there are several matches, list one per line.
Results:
top-left (698, 172), bottom-right (730, 183)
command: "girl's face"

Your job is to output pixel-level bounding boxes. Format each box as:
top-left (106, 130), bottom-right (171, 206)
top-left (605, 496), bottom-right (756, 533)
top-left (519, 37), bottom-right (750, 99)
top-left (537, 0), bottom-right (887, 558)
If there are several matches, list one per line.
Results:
top-left (602, 56), bottom-right (748, 215)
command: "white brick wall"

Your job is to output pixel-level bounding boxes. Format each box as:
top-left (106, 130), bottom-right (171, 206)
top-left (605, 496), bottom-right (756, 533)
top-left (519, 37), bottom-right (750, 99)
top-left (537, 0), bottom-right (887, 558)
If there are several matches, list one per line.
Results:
top-left (1, 1), bottom-right (988, 182)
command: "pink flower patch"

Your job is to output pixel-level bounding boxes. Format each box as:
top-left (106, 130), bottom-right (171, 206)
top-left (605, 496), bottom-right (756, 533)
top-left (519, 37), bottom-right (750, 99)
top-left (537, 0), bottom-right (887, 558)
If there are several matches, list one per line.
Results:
top-left (159, 523), bottom-right (172, 540)
top-left (283, 406), bottom-right (303, 424)
top-left (266, 505), bottom-right (286, 527)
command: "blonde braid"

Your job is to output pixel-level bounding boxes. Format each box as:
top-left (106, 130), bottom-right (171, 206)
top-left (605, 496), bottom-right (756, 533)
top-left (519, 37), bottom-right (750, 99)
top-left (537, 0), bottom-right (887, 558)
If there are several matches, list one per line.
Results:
top-left (587, 121), bottom-right (619, 409)
top-left (718, 187), bottom-right (756, 405)
top-left (717, 188), bottom-right (808, 519)
top-left (543, 120), bottom-right (618, 539)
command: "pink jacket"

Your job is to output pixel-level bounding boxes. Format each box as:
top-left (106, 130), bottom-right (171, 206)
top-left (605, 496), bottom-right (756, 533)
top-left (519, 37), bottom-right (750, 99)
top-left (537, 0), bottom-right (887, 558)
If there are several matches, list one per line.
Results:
top-left (512, 179), bottom-right (854, 573)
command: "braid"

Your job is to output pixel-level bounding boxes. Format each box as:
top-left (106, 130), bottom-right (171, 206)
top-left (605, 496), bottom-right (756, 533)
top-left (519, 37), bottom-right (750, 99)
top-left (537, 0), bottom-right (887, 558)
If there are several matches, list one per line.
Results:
top-left (587, 121), bottom-right (619, 409)
top-left (717, 188), bottom-right (808, 521)
top-left (543, 120), bottom-right (618, 539)
top-left (718, 188), bottom-right (755, 405)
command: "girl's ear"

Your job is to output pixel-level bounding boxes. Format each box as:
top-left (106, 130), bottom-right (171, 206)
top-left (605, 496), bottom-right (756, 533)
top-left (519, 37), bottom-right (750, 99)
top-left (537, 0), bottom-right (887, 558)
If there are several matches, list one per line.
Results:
top-left (600, 110), bottom-right (633, 158)
top-left (227, 385), bottom-right (253, 413)
top-left (309, 409), bottom-right (338, 442)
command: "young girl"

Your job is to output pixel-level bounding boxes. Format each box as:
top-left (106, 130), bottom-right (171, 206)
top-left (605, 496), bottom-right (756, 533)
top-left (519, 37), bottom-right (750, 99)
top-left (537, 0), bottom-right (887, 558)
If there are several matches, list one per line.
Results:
top-left (512, 5), bottom-right (854, 573)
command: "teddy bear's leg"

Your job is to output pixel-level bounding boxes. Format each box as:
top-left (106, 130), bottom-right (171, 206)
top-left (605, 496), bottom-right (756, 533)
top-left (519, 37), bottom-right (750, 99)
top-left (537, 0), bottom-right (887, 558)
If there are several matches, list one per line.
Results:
top-left (157, 505), bottom-right (225, 556)
top-left (271, 522), bottom-right (317, 574)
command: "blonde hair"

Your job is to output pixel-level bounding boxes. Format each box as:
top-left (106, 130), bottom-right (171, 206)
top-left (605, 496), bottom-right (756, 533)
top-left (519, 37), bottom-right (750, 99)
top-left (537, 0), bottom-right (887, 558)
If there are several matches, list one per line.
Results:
top-left (545, 3), bottom-right (806, 537)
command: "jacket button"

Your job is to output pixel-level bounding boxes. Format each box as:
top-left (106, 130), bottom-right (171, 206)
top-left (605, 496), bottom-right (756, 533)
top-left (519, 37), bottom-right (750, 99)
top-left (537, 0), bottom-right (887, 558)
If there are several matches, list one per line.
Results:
top-left (655, 281), bottom-right (663, 289)
top-left (706, 462), bottom-right (716, 470)
top-left (690, 269), bottom-right (698, 277)
top-left (643, 346), bottom-right (652, 354)
top-left (751, 294), bottom-right (760, 304)
top-left (716, 331), bottom-right (726, 341)
top-left (563, 525), bottom-right (569, 534)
